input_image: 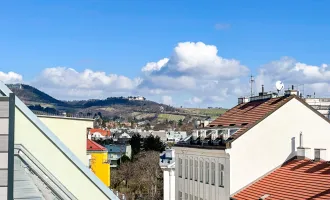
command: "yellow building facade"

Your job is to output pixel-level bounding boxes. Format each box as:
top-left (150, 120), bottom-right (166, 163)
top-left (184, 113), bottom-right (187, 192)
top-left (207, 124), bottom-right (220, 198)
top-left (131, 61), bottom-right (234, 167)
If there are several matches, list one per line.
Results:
top-left (87, 139), bottom-right (110, 187)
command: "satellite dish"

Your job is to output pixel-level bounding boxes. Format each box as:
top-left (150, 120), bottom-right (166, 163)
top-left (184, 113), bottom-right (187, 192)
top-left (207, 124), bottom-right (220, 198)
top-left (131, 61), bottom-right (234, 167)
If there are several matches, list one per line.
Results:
top-left (275, 81), bottom-right (284, 93)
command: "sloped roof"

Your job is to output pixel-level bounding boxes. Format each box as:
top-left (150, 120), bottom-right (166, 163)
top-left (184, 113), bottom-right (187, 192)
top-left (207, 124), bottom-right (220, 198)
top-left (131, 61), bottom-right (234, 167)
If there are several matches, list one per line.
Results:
top-left (232, 158), bottom-right (330, 200)
top-left (87, 139), bottom-right (107, 151)
top-left (90, 128), bottom-right (111, 137)
top-left (208, 95), bottom-right (295, 141)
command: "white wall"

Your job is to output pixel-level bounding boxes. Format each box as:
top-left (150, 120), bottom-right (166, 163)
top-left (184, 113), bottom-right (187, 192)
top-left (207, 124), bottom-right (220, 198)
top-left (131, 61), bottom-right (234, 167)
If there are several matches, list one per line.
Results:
top-left (174, 147), bottom-right (230, 200)
top-left (229, 98), bottom-right (330, 194)
top-left (38, 116), bottom-right (94, 166)
top-left (15, 108), bottom-right (112, 200)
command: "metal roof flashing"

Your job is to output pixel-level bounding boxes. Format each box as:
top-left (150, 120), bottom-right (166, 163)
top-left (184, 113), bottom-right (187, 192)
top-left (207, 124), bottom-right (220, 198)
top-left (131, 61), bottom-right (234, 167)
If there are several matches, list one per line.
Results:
top-left (0, 82), bottom-right (119, 200)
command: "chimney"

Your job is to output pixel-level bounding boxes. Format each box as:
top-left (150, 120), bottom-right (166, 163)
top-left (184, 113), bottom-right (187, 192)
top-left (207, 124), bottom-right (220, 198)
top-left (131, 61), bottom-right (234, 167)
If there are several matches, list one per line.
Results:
top-left (259, 85), bottom-right (267, 96)
top-left (299, 132), bottom-right (303, 147)
top-left (314, 148), bottom-right (326, 161)
top-left (297, 133), bottom-right (311, 159)
top-left (297, 147), bottom-right (311, 159)
top-left (292, 85), bottom-right (294, 90)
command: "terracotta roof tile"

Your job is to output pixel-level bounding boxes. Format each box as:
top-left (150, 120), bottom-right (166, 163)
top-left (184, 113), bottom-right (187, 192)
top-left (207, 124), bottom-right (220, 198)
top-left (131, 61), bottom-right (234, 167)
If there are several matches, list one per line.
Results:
top-left (90, 128), bottom-right (111, 137)
top-left (87, 139), bottom-right (107, 151)
top-left (233, 159), bottom-right (330, 200)
top-left (208, 96), bottom-right (294, 140)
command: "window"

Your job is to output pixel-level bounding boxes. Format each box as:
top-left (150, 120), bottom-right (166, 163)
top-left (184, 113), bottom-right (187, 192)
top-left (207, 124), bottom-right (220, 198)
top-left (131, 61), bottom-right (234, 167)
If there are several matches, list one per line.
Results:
top-left (179, 158), bottom-right (182, 178)
top-left (189, 159), bottom-right (193, 180)
top-left (199, 160), bottom-right (203, 183)
top-left (219, 163), bottom-right (224, 187)
top-left (190, 194), bottom-right (193, 200)
top-left (179, 191), bottom-right (183, 200)
top-left (229, 128), bottom-right (239, 136)
top-left (185, 193), bottom-right (188, 200)
top-left (206, 162), bottom-right (209, 184)
top-left (194, 160), bottom-right (198, 181)
top-left (211, 162), bottom-right (215, 185)
top-left (185, 159), bottom-right (188, 179)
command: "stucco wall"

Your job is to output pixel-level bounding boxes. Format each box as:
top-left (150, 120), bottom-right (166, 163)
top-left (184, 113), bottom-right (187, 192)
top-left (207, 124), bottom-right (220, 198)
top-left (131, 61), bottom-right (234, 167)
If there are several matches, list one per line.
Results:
top-left (174, 147), bottom-right (230, 200)
top-left (38, 116), bottom-right (94, 166)
top-left (89, 151), bottom-right (110, 187)
top-left (229, 98), bottom-right (330, 194)
top-left (14, 108), bottom-right (111, 200)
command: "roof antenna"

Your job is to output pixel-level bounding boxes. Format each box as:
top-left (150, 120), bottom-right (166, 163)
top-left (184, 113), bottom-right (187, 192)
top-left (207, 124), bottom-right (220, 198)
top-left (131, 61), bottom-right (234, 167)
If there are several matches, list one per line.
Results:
top-left (250, 75), bottom-right (255, 97)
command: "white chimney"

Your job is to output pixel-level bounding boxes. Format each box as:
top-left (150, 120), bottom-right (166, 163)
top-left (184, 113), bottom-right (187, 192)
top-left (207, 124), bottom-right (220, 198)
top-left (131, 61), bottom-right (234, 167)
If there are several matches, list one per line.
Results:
top-left (297, 147), bottom-right (312, 159)
top-left (314, 148), bottom-right (326, 161)
top-left (299, 132), bottom-right (303, 147)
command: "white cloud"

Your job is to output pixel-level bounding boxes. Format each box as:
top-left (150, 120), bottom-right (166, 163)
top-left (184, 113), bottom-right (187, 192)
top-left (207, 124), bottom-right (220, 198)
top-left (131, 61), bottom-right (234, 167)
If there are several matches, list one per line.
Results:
top-left (256, 57), bottom-right (330, 96)
top-left (33, 67), bottom-right (141, 99)
top-left (186, 97), bottom-right (203, 105)
top-left (161, 95), bottom-right (173, 105)
top-left (139, 42), bottom-right (249, 102)
top-left (141, 58), bottom-right (169, 73)
top-left (0, 71), bottom-right (23, 83)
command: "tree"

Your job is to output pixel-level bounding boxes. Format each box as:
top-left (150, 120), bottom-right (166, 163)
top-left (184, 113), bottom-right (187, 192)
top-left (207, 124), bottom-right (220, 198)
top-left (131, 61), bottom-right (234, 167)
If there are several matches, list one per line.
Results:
top-left (143, 135), bottom-right (165, 152)
top-left (130, 133), bottom-right (141, 158)
top-left (178, 119), bottom-right (183, 127)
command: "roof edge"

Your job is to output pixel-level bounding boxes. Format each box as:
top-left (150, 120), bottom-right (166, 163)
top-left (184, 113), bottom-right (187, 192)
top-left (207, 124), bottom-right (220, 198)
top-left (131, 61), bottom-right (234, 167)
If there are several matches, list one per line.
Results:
top-left (227, 95), bottom-right (295, 145)
top-left (0, 82), bottom-right (119, 200)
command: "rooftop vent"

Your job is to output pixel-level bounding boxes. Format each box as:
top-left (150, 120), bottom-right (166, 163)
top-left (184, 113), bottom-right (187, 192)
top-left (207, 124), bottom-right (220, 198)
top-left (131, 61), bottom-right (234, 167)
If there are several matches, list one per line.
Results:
top-left (285, 85), bottom-right (300, 96)
top-left (314, 148), bottom-right (326, 161)
top-left (258, 85), bottom-right (267, 96)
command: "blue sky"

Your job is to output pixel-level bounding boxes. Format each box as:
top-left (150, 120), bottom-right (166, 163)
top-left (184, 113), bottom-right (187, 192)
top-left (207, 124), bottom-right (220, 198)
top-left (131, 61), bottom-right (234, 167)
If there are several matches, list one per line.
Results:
top-left (1, 0), bottom-right (330, 108)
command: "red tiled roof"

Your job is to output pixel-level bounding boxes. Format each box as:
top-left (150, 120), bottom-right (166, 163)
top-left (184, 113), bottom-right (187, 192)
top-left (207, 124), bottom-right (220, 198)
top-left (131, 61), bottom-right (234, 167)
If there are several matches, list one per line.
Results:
top-left (90, 128), bottom-right (111, 137)
top-left (87, 139), bottom-right (107, 151)
top-left (208, 96), bottom-right (294, 140)
top-left (232, 158), bottom-right (330, 200)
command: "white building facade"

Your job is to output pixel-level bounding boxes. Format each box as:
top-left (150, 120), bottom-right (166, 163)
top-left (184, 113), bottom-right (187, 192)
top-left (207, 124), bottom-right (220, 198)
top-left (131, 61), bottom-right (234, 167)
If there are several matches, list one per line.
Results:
top-left (173, 146), bottom-right (230, 200)
top-left (160, 149), bottom-right (176, 200)
top-left (205, 89), bottom-right (330, 195)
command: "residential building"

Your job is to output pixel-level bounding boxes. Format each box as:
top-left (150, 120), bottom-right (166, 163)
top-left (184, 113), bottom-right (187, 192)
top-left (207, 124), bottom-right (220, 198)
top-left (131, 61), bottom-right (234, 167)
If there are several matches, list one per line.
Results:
top-left (173, 143), bottom-right (230, 200)
top-left (304, 97), bottom-right (330, 119)
top-left (105, 144), bottom-right (132, 168)
top-left (89, 128), bottom-right (111, 140)
top-left (37, 114), bottom-right (94, 166)
top-left (0, 82), bottom-right (119, 200)
top-left (166, 131), bottom-right (187, 143)
top-left (232, 144), bottom-right (330, 199)
top-left (159, 148), bottom-right (175, 200)
top-left (87, 139), bottom-right (111, 187)
top-left (203, 86), bottom-right (330, 194)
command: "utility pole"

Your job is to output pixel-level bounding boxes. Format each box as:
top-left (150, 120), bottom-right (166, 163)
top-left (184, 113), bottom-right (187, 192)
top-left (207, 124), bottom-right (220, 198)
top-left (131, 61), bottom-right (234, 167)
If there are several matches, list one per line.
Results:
top-left (250, 75), bottom-right (255, 97)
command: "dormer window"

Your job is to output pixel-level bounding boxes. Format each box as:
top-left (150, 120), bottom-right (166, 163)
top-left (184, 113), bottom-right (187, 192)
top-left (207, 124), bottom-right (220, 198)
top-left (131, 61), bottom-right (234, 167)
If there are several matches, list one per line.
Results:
top-left (229, 128), bottom-right (239, 136)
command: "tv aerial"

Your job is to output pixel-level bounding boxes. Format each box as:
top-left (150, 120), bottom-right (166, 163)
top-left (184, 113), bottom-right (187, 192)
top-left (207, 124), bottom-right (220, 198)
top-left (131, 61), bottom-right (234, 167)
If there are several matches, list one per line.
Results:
top-left (275, 81), bottom-right (284, 94)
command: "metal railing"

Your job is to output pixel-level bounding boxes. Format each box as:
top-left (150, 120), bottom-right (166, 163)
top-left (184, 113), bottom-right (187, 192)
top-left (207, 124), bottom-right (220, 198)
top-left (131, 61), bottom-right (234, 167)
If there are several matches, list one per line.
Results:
top-left (14, 144), bottom-right (78, 200)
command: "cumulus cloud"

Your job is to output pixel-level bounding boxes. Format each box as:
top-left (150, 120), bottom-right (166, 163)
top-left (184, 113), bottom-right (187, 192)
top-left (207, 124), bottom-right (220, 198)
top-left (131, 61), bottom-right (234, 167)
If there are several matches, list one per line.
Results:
top-left (161, 95), bottom-right (173, 105)
top-left (139, 42), bottom-right (249, 102)
top-left (0, 71), bottom-right (23, 83)
top-left (141, 58), bottom-right (169, 73)
top-left (256, 57), bottom-right (330, 95)
top-left (32, 67), bottom-right (141, 99)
